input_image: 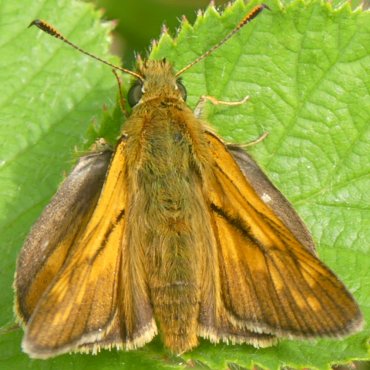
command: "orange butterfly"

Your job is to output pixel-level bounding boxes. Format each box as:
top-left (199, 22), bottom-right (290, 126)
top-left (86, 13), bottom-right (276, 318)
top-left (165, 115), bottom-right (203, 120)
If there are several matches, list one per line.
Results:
top-left (15, 5), bottom-right (363, 359)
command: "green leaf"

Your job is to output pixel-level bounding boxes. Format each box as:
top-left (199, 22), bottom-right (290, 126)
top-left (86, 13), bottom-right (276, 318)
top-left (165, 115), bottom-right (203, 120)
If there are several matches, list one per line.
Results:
top-left (0, 0), bottom-right (114, 314)
top-left (0, 0), bottom-right (369, 369)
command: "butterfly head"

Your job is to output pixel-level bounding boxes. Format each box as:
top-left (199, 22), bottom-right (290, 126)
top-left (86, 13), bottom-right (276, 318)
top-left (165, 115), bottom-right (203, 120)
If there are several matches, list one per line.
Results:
top-left (127, 59), bottom-right (187, 107)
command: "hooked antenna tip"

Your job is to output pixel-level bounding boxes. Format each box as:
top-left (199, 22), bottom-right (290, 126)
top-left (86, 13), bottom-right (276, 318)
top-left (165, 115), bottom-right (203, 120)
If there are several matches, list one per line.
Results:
top-left (28, 19), bottom-right (40, 28)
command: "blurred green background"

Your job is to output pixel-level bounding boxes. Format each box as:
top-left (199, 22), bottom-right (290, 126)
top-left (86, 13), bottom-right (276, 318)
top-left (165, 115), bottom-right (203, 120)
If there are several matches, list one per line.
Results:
top-left (88, 0), bottom-right (229, 65)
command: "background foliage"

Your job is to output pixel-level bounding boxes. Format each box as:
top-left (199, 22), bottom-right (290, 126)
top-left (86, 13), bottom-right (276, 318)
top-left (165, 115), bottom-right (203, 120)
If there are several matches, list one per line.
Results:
top-left (0, 0), bottom-right (369, 369)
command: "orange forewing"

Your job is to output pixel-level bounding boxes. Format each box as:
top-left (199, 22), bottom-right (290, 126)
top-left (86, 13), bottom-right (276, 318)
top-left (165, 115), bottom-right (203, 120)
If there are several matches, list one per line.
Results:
top-left (17, 140), bottom-right (156, 358)
top-left (205, 132), bottom-right (363, 338)
top-left (15, 150), bottom-right (112, 322)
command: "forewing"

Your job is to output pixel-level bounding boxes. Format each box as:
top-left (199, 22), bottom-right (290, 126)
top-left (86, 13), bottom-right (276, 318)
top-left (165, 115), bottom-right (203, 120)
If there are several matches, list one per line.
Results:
top-left (206, 132), bottom-right (363, 339)
top-left (15, 150), bottom-right (112, 322)
top-left (19, 140), bottom-right (156, 358)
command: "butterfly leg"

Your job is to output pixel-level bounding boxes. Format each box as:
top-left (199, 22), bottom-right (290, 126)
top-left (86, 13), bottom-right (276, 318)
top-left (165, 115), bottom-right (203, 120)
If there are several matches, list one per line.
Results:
top-left (194, 95), bottom-right (250, 118)
top-left (240, 131), bottom-right (269, 147)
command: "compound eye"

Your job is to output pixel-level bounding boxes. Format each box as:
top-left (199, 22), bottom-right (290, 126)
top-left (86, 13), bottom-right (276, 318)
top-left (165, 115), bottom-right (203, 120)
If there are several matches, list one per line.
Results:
top-left (128, 80), bottom-right (143, 107)
top-left (176, 79), bottom-right (187, 101)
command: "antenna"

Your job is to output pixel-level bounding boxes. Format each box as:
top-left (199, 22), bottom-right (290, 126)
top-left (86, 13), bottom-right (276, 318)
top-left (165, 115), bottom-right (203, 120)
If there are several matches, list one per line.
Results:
top-left (28, 20), bottom-right (144, 81)
top-left (29, 4), bottom-right (268, 80)
top-left (175, 4), bottom-right (269, 77)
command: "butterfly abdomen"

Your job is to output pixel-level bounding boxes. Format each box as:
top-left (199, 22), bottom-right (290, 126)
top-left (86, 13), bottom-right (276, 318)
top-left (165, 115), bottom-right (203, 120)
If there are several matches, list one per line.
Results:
top-left (140, 179), bottom-right (204, 353)
top-left (150, 264), bottom-right (200, 353)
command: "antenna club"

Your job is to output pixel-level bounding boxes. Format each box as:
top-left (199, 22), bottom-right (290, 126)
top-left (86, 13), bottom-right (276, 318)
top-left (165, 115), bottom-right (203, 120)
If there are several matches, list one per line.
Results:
top-left (29, 19), bottom-right (64, 40)
top-left (242, 3), bottom-right (271, 24)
